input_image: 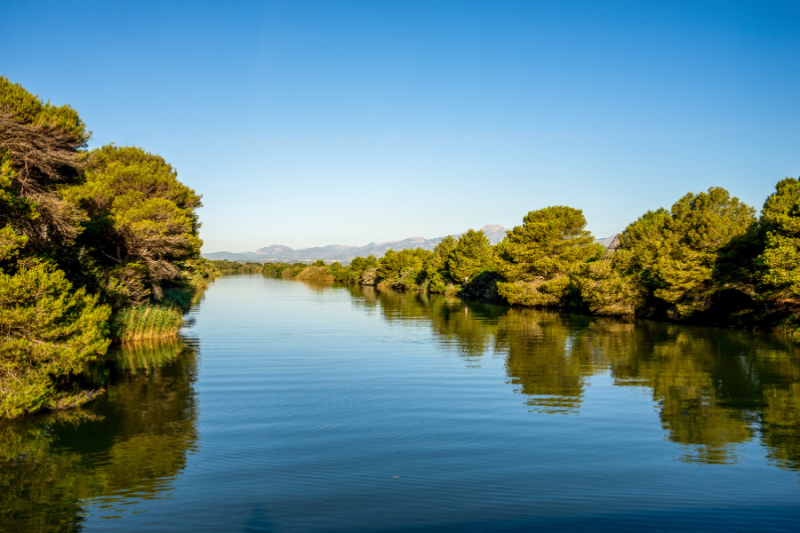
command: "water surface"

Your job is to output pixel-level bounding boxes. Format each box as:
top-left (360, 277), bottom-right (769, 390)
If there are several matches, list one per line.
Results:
top-left (2, 275), bottom-right (799, 532)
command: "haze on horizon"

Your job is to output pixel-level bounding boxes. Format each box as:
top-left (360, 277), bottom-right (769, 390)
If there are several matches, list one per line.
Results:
top-left (3, 1), bottom-right (798, 252)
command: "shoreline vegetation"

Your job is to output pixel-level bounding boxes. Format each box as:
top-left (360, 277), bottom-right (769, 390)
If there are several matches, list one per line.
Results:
top-left (0, 78), bottom-right (216, 418)
top-left (1, 74), bottom-right (798, 420)
top-left (254, 181), bottom-right (800, 341)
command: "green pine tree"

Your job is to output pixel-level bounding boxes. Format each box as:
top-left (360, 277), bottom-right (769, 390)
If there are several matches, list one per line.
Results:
top-left (448, 229), bottom-right (494, 284)
top-left (757, 177), bottom-right (800, 299)
top-left (66, 145), bottom-right (203, 300)
top-left (0, 258), bottom-right (110, 418)
top-left (496, 206), bottom-right (600, 307)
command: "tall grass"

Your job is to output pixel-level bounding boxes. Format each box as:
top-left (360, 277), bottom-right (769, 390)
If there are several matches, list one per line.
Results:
top-left (111, 305), bottom-right (184, 342)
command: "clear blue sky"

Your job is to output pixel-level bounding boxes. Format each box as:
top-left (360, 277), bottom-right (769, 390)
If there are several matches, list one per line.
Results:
top-left (3, 1), bottom-right (798, 251)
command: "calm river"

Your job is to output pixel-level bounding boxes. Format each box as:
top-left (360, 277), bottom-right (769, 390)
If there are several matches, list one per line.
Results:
top-left (2, 275), bottom-right (800, 532)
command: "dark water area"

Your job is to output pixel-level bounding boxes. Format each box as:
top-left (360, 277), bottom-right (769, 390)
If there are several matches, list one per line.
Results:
top-left (2, 275), bottom-right (799, 532)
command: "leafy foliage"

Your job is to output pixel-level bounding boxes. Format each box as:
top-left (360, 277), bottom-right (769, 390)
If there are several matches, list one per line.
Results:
top-left (578, 188), bottom-right (756, 320)
top-left (448, 230), bottom-right (494, 284)
top-left (0, 77), bottom-right (88, 249)
top-left (0, 261), bottom-right (110, 418)
top-left (649, 188), bottom-right (755, 318)
top-left (0, 77), bottom-right (88, 141)
top-left (377, 248), bottom-right (432, 289)
top-left (424, 236), bottom-right (458, 293)
top-left (496, 206), bottom-right (601, 307)
top-left (0, 78), bottom-right (205, 418)
top-left (67, 145), bottom-right (203, 300)
top-left (574, 260), bottom-right (644, 318)
top-left (757, 177), bottom-right (800, 299)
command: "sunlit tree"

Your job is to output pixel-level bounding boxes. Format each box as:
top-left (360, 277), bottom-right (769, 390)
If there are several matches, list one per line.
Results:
top-left (67, 145), bottom-right (203, 300)
top-left (448, 229), bottom-right (494, 284)
top-left (496, 206), bottom-right (600, 307)
top-left (757, 177), bottom-right (800, 299)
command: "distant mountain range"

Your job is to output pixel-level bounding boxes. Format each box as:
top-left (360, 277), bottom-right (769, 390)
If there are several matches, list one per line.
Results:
top-left (203, 224), bottom-right (510, 263)
top-left (203, 224), bottom-right (618, 263)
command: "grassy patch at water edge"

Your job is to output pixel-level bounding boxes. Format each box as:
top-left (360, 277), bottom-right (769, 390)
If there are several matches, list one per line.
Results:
top-left (111, 305), bottom-right (184, 342)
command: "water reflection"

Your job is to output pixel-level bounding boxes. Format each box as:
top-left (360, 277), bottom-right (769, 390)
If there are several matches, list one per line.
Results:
top-left (2, 279), bottom-right (799, 531)
top-left (348, 285), bottom-right (800, 471)
top-left (0, 339), bottom-right (199, 530)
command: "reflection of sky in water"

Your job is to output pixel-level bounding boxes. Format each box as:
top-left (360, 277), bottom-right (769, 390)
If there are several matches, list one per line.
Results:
top-left (2, 275), bottom-right (799, 532)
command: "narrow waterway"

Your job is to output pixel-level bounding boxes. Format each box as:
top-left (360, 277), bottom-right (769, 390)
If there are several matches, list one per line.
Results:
top-left (2, 275), bottom-right (799, 532)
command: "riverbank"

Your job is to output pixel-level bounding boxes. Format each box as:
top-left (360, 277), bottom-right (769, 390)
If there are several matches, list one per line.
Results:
top-left (251, 178), bottom-right (800, 341)
top-left (256, 260), bottom-right (800, 342)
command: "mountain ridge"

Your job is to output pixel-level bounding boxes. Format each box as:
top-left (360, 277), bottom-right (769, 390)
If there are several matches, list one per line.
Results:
top-left (203, 224), bottom-right (510, 263)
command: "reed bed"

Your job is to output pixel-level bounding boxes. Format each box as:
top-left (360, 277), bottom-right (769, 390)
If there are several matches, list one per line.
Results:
top-left (111, 305), bottom-right (184, 342)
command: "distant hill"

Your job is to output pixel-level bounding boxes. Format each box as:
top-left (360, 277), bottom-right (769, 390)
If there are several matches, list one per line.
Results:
top-left (203, 224), bottom-right (509, 263)
top-left (203, 225), bottom-right (618, 263)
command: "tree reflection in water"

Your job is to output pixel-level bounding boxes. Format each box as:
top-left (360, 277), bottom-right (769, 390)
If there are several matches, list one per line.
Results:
top-left (2, 282), bottom-right (798, 531)
top-left (362, 285), bottom-right (800, 471)
top-left (0, 339), bottom-right (199, 531)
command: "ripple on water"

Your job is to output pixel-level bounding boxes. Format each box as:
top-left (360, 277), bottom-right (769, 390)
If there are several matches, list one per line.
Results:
top-left (2, 275), bottom-right (799, 532)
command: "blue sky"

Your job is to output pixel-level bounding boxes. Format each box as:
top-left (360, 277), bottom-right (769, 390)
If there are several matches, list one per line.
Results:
top-left (3, 1), bottom-right (798, 251)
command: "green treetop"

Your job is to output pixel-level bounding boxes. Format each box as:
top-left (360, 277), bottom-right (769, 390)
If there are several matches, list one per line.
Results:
top-left (425, 235), bottom-right (457, 277)
top-left (0, 77), bottom-right (88, 142)
top-left (377, 248), bottom-right (431, 281)
top-left (448, 229), bottom-right (494, 284)
top-left (757, 177), bottom-right (800, 299)
top-left (66, 145), bottom-right (203, 300)
top-left (576, 208), bottom-right (673, 318)
top-left (424, 236), bottom-right (458, 293)
top-left (650, 187), bottom-right (754, 319)
top-left (579, 187), bottom-right (755, 320)
top-left (0, 77), bottom-right (88, 249)
top-left (350, 255), bottom-right (378, 272)
top-left (496, 206), bottom-right (599, 307)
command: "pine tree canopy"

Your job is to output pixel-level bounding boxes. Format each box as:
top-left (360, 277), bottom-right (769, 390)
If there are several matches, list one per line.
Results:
top-left (758, 177), bottom-right (800, 299)
top-left (66, 145), bottom-right (203, 298)
top-left (448, 229), bottom-right (493, 284)
top-left (0, 261), bottom-right (110, 418)
top-left (0, 77), bottom-right (88, 248)
top-left (496, 206), bottom-right (599, 307)
top-left (650, 187), bottom-right (755, 318)
top-left (580, 188), bottom-right (756, 320)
